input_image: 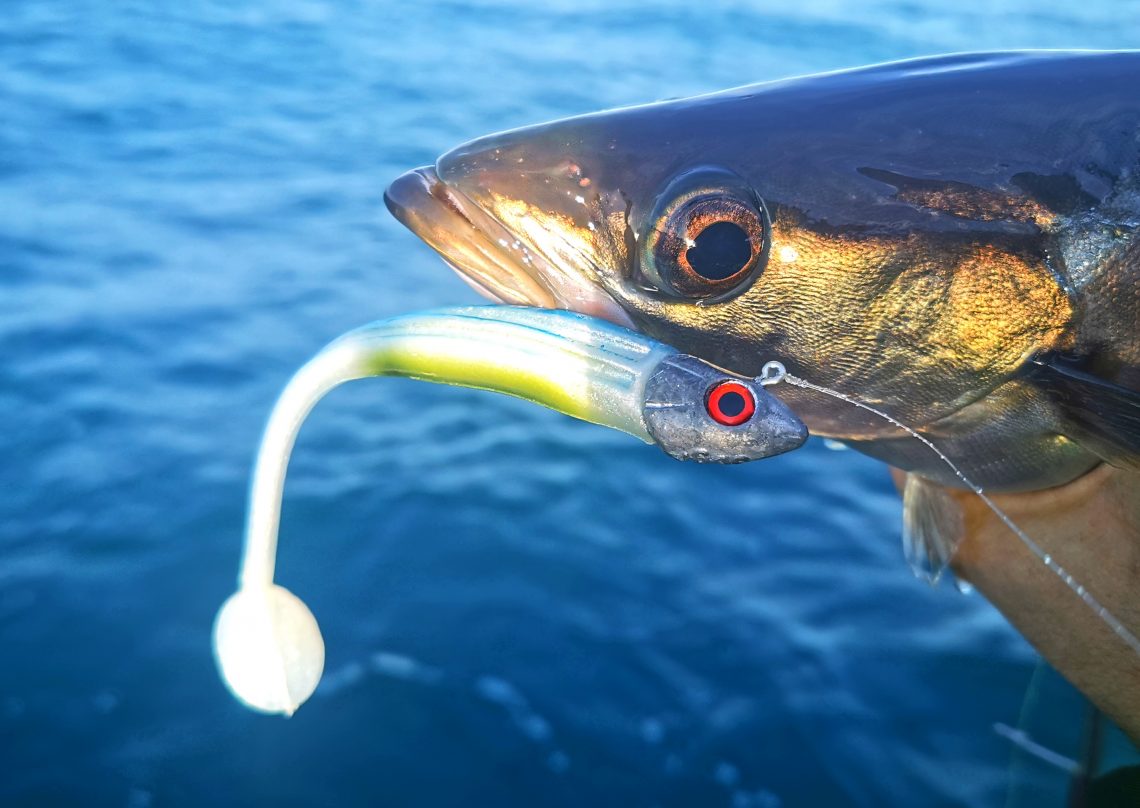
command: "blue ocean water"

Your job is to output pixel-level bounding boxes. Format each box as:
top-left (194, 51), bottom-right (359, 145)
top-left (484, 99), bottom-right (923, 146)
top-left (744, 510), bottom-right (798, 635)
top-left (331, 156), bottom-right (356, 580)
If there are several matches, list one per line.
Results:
top-left (4, 1), bottom-right (1139, 805)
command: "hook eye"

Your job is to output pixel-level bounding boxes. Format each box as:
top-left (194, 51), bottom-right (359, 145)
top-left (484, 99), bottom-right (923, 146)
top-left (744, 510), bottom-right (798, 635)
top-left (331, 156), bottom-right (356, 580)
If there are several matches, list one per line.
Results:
top-left (759, 361), bottom-right (786, 386)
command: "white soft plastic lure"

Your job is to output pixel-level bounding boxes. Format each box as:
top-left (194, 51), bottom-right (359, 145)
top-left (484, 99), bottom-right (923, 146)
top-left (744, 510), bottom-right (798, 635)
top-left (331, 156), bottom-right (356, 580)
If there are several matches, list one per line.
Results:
top-left (213, 306), bottom-right (807, 715)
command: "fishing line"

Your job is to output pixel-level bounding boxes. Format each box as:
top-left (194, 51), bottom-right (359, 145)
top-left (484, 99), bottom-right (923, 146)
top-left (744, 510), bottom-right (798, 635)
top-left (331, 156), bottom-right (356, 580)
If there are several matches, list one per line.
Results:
top-left (758, 361), bottom-right (1140, 661)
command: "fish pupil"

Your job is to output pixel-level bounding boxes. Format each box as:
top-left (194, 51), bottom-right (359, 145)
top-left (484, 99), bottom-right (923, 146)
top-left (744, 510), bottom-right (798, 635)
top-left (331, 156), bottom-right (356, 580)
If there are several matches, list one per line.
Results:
top-left (685, 220), bottom-right (751, 280)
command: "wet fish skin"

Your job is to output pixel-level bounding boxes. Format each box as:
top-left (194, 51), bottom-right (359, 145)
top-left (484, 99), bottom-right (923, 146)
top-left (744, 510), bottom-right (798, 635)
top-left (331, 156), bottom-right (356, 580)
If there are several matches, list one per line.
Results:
top-left (386, 51), bottom-right (1140, 491)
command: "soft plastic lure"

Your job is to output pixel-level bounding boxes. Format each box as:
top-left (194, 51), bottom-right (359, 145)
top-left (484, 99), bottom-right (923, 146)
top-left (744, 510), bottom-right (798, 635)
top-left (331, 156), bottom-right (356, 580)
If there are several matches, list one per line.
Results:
top-left (213, 305), bottom-right (806, 715)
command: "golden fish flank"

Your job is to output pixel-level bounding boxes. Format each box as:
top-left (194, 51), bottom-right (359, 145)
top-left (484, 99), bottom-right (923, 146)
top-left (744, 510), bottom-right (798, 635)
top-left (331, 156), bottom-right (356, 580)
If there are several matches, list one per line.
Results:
top-left (638, 217), bottom-right (1072, 416)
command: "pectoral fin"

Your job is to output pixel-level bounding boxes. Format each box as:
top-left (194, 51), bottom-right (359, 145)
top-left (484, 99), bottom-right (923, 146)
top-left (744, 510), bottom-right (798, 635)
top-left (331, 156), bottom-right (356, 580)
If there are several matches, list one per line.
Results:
top-left (902, 473), bottom-right (966, 584)
top-left (1029, 357), bottom-right (1140, 472)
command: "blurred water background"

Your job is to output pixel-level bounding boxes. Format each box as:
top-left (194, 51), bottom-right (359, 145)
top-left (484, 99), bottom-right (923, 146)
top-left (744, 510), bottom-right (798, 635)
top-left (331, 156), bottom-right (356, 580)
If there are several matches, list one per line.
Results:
top-left (4, 1), bottom-right (1140, 805)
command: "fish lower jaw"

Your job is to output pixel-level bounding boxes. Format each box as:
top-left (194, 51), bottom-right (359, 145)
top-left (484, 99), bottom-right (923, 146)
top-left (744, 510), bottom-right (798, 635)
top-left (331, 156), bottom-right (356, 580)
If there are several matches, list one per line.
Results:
top-left (444, 259), bottom-right (509, 304)
top-left (387, 165), bottom-right (634, 327)
top-left (446, 256), bottom-right (637, 328)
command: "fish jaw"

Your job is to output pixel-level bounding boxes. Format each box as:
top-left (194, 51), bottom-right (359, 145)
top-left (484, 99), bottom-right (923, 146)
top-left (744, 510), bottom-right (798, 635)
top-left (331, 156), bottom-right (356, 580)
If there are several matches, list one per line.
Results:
top-left (384, 164), bottom-right (635, 328)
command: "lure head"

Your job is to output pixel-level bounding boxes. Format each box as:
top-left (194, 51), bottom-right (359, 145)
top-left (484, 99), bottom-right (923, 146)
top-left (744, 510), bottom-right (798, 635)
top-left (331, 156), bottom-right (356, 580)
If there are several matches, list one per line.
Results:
top-left (642, 355), bottom-right (807, 463)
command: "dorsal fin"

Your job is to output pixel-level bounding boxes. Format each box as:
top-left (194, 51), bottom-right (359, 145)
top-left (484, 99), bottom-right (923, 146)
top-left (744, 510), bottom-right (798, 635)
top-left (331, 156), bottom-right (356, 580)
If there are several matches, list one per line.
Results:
top-left (1028, 356), bottom-right (1140, 471)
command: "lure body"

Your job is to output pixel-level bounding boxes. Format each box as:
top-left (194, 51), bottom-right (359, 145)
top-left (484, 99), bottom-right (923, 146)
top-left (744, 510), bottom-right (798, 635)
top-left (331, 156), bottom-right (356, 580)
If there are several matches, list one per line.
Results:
top-left (215, 306), bottom-right (806, 715)
top-left (333, 306), bottom-right (808, 462)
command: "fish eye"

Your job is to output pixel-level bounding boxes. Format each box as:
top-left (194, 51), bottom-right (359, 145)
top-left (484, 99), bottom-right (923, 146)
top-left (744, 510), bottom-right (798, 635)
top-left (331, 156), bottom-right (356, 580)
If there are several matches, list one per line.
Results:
top-left (687, 220), bottom-right (753, 281)
top-left (640, 170), bottom-right (768, 300)
top-left (706, 380), bottom-right (756, 426)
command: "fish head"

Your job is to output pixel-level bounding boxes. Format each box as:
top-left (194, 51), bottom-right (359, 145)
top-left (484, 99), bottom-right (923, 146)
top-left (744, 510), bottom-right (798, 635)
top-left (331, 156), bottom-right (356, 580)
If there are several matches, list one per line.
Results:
top-left (386, 54), bottom-right (1078, 440)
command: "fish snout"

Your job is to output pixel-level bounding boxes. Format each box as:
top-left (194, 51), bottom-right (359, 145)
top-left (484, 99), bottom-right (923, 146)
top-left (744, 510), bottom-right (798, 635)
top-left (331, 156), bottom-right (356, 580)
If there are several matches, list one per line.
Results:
top-left (384, 166), bottom-right (559, 306)
top-left (386, 140), bottom-right (636, 327)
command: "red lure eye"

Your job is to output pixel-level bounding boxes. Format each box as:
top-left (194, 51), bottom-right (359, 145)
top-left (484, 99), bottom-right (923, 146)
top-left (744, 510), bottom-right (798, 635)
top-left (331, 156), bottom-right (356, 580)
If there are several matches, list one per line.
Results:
top-left (706, 381), bottom-right (756, 426)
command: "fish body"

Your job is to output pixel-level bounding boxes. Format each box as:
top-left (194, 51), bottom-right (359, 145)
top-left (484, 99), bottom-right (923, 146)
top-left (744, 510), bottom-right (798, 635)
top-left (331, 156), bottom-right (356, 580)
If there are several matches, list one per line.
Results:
top-left (386, 51), bottom-right (1140, 492)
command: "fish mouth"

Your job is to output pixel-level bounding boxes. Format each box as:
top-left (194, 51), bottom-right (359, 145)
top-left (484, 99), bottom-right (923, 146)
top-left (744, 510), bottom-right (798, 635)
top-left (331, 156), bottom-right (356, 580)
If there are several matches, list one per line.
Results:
top-left (384, 166), bottom-right (634, 327)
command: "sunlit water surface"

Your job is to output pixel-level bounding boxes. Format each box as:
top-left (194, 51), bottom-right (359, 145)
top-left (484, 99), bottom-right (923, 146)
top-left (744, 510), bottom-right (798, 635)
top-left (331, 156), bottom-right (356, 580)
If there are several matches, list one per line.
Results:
top-left (4, 1), bottom-right (1139, 805)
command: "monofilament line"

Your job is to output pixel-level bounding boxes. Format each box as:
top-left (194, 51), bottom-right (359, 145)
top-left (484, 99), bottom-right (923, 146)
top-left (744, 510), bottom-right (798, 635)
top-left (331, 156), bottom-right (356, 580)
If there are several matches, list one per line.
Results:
top-left (759, 361), bottom-right (1140, 661)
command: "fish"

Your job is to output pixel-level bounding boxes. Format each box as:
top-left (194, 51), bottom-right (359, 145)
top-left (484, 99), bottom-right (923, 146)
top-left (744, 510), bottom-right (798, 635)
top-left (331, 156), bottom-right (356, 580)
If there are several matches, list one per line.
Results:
top-left (384, 51), bottom-right (1140, 569)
